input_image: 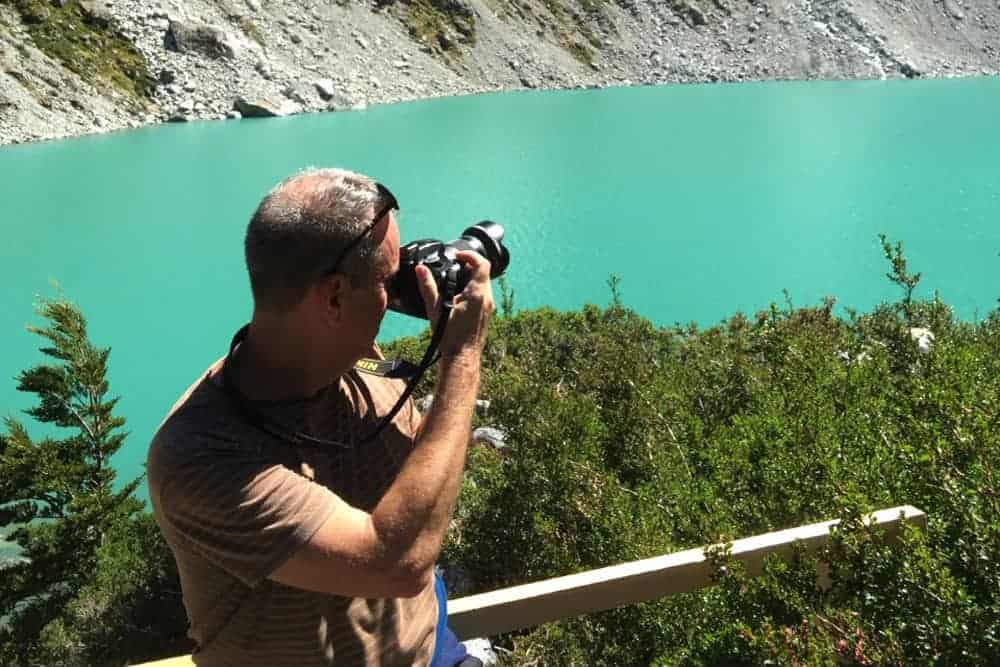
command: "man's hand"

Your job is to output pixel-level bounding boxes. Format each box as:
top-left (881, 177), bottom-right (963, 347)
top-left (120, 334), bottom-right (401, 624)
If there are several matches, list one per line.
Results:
top-left (416, 251), bottom-right (495, 360)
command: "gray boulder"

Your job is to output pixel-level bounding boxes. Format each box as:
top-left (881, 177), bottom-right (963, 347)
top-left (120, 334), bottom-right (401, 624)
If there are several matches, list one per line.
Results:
top-left (326, 92), bottom-right (355, 112)
top-left (283, 82), bottom-right (314, 105)
top-left (462, 638), bottom-right (498, 666)
top-left (165, 20), bottom-right (239, 59)
top-left (472, 426), bottom-right (508, 451)
top-left (234, 96), bottom-right (298, 117)
top-left (314, 78), bottom-right (337, 101)
top-left (943, 0), bottom-right (964, 20)
top-left (79, 1), bottom-right (114, 27)
top-left (908, 327), bottom-right (935, 354)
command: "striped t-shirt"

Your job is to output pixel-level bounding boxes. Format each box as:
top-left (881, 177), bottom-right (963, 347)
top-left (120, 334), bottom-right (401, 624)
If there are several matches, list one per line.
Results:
top-left (147, 357), bottom-right (438, 666)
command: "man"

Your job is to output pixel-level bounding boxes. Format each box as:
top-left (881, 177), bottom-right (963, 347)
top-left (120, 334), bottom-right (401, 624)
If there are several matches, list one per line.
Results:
top-left (148, 168), bottom-right (494, 666)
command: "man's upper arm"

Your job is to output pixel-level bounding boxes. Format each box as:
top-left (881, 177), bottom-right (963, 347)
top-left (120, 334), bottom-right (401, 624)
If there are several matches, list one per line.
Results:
top-left (153, 442), bottom-right (342, 587)
top-left (152, 436), bottom-right (424, 598)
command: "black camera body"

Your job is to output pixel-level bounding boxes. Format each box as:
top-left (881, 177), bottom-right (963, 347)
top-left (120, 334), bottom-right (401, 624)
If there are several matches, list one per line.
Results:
top-left (387, 222), bottom-right (510, 319)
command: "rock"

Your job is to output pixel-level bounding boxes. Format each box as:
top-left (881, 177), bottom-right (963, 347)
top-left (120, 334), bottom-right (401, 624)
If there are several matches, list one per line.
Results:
top-left (167, 112), bottom-right (189, 123)
top-left (326, 91), bottom-right (354, 111)
top-left (227, 110), bottom-right (242, 119)
top-left (943, 0), bottom-right (965, 20)
top-left (472, 426), bottom-right (508, 451)
top-left (178, 97), bottom-right (194, 112)
top-left (283, 82), bottom-right (313, 105)
top-left (909, 327), bottom-right (935, 353)
top-left (165, 20), bottom-right (239, 59)
top-left (314, 78), bottom-right (336, 100)
top-left (355, 34), bottom-right (369, 49)
top-left (255, 59), bottom-right (274, 80)
top-left (158, 69), bottom-right (176, 84)
top-left (246, 0), bottom-right (261, 10)
top-left (900, 61), bottom-right (921, 78)
top-left (234, 96), bottom-right (296, 117)
top-left (79, 0), bottom-right (114, 27)
top-left (462, 638), bottom-right (498, 666)
top-left (686, 5), bottom-right (707, 26)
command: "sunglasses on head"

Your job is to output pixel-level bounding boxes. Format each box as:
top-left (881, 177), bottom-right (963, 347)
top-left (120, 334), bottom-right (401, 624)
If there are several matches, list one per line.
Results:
top-left (321, 182), bottom-right (399, 278)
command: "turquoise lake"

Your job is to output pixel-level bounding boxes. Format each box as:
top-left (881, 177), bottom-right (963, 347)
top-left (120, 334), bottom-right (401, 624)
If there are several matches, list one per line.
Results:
top-left (1, 77), bottom-right (999, 515)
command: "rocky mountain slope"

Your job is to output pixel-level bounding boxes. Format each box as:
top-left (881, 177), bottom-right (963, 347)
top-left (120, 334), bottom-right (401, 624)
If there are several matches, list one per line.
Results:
top-left (1, 0), bottom-right (998, 145)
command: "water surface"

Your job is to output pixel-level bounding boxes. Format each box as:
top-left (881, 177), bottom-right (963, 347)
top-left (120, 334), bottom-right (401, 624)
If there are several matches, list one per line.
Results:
top-left (1, 77), bottom-right (998, 495)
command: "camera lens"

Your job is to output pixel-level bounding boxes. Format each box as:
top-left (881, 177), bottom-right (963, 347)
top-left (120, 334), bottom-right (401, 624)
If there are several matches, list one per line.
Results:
top-left (455, 222), bottom-right (509, 278)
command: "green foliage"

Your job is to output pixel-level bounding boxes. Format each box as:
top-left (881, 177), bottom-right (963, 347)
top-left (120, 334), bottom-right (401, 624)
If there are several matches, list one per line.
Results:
top-left (236, 15), bottom-right (265, 47)
top-left (386, 239), bottom-right (999, 664)
top-left (498, 275), bottom-right (516, 318)
top-left (391, 0), bottom-right (477, 60)
top-left (879, 234), bottom-right (922, 326)
top-left (1, 0), bottom-right (156, 104)
top-left (0, 298), bottom-right (185, 666)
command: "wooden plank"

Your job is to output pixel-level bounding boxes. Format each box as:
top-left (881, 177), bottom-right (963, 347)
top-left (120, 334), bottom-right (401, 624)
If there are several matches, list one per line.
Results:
top-left (447, 505), bottom-right (926, 640)
top-left (133, 658), bottom-right (194, 667)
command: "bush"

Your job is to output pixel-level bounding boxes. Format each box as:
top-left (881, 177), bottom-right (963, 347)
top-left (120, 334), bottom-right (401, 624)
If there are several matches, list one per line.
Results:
top-left (385, 238), bottom-right (1000, 665)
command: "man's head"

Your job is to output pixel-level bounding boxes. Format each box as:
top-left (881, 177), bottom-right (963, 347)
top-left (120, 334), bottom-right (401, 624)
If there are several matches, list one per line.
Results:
top-left (245, 168), bottom-right (400, 357)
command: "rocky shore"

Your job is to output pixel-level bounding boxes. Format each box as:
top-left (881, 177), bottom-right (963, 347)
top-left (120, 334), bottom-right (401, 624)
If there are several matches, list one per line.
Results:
top-left (1, 0), bottom-right (998, 146)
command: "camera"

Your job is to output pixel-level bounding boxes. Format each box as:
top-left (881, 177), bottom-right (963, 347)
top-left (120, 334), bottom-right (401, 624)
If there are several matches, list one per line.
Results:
top-left (387, 222), bottom-right (510, 319)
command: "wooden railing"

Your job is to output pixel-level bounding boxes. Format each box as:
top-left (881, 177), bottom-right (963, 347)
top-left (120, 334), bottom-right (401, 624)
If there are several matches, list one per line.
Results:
top-left (137, 505), bottom-right (926, 666)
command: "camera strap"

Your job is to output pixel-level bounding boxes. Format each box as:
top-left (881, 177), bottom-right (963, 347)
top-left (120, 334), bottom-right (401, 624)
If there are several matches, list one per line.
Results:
top-left (353, 357), bottom-right (422, 379)
top-left (221, 268), bottom-right (457, 449)
top-left (221, 324), bottom-right (351, 450)
top-left (360, 267), bottom-right (458, 442)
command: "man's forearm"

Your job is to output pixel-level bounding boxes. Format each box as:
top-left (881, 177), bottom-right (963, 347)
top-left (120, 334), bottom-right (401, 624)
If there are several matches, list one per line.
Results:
top-left (369, 353), bottom-right (480, 582)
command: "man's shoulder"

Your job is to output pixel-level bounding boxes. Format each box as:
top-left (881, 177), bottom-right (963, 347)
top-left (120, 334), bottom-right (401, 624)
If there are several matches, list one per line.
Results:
top-left (148, 359), bottom-right (242, 487)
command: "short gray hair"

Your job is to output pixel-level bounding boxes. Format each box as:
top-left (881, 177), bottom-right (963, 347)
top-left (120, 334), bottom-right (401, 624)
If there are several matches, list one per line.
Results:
top-left (244, 167), bottom-right (388, 312)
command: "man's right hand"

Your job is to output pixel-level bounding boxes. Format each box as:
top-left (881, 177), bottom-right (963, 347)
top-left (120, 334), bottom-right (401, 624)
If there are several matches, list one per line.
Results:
top-left (416, 251), bottom-right (495, 361)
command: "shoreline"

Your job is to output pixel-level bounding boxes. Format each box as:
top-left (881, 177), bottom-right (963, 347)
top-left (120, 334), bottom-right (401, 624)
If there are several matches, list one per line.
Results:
top-left (5, 71), bottom-right (998, 149)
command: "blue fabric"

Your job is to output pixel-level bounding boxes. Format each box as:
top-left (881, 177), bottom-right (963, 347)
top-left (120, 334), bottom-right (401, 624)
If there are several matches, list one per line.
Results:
top-left (429, 574), bottom-right (468, 667)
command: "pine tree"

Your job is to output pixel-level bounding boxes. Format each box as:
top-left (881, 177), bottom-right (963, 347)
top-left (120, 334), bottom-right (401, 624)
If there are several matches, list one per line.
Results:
top-left (0, 297), bottom-right (185, 665)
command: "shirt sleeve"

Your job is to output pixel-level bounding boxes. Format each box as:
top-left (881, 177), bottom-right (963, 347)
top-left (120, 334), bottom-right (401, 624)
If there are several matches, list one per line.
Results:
top-left (152, 435), bottom-right (344, 587)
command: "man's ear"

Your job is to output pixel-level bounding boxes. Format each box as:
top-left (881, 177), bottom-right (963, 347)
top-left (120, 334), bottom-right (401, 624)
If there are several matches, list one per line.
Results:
top-left (317, 273), bottom-right (348, 326)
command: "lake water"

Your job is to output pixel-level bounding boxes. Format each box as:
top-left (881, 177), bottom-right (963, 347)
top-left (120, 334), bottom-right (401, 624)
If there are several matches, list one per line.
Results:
top-left (1, 77), bottom-right (998, 522)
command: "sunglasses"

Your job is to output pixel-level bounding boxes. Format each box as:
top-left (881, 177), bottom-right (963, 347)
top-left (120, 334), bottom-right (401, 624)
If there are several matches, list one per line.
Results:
top-left (321, 182), bottom-right (399, 278)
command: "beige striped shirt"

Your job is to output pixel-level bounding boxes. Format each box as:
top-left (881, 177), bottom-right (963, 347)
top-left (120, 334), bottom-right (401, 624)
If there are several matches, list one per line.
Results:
top-left (148, 357), bottom-right (438, 666)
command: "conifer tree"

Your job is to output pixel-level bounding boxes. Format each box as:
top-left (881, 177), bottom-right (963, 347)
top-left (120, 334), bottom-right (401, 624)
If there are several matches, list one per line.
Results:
top-left (0, 297), bottom-right (184, 665)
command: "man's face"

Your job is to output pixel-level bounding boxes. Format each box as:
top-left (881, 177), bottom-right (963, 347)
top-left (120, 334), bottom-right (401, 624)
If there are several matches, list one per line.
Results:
top-left (340, 211), bottom-right (400, 355)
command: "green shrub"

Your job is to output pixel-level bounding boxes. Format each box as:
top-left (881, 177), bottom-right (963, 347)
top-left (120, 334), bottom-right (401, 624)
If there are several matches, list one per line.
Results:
top-left (385, 237), bottom-right (999, 664)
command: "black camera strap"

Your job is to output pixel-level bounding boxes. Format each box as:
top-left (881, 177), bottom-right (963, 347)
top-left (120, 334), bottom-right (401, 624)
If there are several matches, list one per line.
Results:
top-left (221, 325), bottom-right (351, 450)
top-left (359, 268), bottom-right (457, 442)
